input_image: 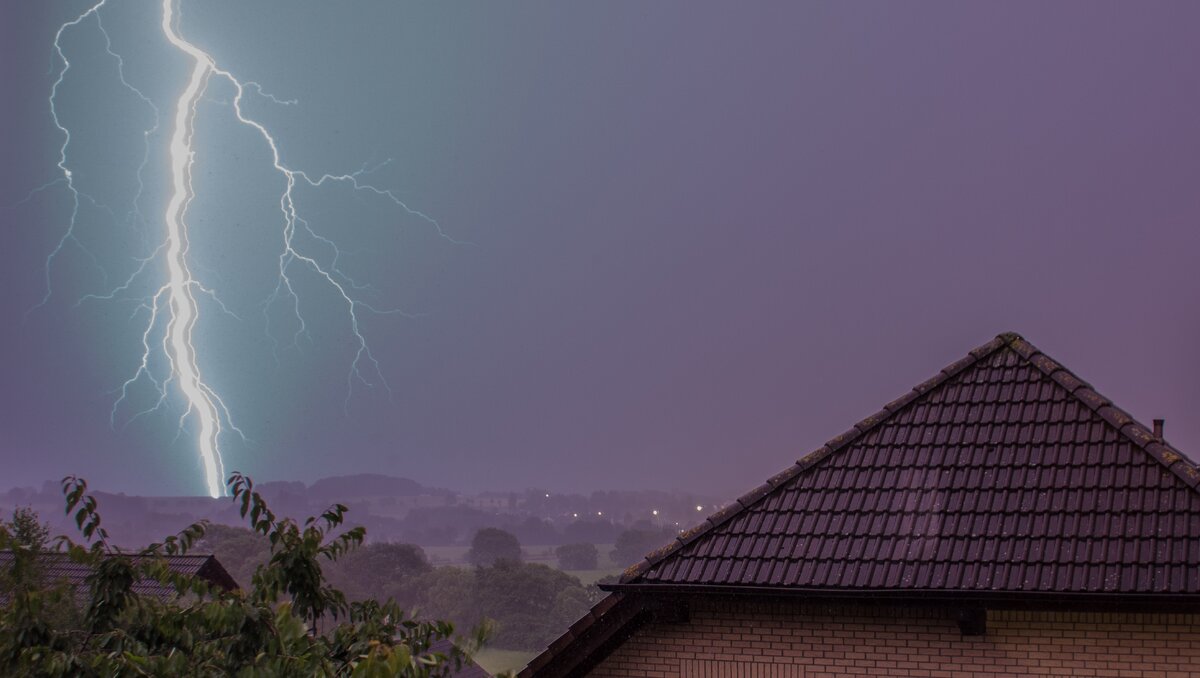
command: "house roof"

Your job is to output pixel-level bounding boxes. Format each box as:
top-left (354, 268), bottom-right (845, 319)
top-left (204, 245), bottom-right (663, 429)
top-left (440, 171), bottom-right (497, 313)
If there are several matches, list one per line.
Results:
top-left (0, 552), bottom-right (239, 601)
top-left (521, 332), bottom-right (1200, 676)
top-left (616, 332), bottom-right (1200, 595)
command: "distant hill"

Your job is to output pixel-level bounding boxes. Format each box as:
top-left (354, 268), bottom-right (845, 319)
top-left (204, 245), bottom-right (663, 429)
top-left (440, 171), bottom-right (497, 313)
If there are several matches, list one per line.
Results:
top-left (307, 474), bottom-right (447, 500)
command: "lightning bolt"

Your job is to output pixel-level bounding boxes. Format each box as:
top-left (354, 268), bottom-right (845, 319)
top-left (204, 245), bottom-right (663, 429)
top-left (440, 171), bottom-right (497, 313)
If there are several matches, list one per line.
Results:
top-left (159, 0), bottom-right (227, 498)
top-left (40, 0), bottom-right (455, 498)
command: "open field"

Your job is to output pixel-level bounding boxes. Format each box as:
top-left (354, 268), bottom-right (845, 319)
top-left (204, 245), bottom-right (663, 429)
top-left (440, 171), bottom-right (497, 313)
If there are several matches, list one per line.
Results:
top-left (421, 544), bottom-right (617, 569)
top-left (473, 648), bottom-right (537, 675)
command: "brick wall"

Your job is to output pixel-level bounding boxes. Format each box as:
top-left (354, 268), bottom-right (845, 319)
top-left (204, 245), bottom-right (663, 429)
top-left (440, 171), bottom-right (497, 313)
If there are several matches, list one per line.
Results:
top-left (589, 599), bottom-right (1200, 677)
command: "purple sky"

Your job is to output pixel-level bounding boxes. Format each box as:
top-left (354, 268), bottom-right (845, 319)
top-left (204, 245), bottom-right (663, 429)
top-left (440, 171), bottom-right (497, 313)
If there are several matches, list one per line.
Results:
top-left (2, 2), bottom-right (1199, 497)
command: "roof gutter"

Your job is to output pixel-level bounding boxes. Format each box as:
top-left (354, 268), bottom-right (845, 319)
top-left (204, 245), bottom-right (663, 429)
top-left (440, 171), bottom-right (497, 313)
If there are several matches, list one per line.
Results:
top-left (600, 583), bottom-right (1200, 611)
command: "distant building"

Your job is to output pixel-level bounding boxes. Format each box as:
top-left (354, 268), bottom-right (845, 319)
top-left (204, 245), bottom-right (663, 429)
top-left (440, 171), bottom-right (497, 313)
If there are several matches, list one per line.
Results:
top-left (522, 333), bottom-right (1200, 677)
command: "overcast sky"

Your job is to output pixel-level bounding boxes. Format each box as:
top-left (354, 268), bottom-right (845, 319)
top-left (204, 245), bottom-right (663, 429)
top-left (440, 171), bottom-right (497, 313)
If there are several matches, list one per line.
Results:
top-left (2, 1), bottom-right (1198, 497)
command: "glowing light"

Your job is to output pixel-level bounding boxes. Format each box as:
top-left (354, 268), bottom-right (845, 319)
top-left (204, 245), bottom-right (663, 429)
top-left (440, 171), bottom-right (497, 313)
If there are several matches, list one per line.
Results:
top-left (696, 505), bottom-right (703, 511)
top-left (652, 510), bottom-right (658, 516)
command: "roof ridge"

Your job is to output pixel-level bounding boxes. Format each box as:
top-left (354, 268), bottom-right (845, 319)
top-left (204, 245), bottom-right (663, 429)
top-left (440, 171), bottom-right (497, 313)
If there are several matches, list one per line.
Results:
top-left (1006, 335), bottom-right (1200, 490)
top-left (619, 332), bottom-right (1012, 584)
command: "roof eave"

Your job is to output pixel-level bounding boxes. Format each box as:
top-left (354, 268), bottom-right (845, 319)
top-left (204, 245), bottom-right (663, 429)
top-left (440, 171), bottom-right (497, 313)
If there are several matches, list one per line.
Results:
top-left (600, 582), bottom-right (1200, 611)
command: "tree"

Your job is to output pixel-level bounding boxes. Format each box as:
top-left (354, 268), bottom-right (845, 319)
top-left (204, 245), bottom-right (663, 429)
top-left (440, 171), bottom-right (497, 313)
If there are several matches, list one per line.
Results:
top-left (0, 507), bottom-right (77, 632)
top-left (5, 508), bottom-right (49, 551)
top-left (397, 567), bottom-right (482, 632)
top-left (193, 522), bottom-right (270, 590)
top-left (327, 542), bottom-right (432, 602)
top-left (555, 542), bottom-right (598, 570)
top-left (473, 561), bottom-right (591, 649)
top-left (0, 474), bottom-right (477, 676)
top-left (466, 528), bottom-right (522, 567)
top-left (394, 561), bottom-right (595, 651)
top-left (610, 527), bottom-right (677, 567)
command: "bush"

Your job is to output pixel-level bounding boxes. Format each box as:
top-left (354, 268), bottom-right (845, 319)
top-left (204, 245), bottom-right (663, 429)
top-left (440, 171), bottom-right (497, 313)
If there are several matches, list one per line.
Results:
top-left (555, 542), bottom-right (599, 570)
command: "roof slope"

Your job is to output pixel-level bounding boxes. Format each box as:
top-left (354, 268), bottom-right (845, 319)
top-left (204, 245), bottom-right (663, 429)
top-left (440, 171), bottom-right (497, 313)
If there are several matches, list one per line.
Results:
top-left (0, 552), bottom-right (239, 601)
top-left (617, 333), bottom-right (1200, 595)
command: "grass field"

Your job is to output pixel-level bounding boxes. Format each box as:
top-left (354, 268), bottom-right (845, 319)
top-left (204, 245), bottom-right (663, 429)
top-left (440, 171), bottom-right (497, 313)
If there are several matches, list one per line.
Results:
top-left (473, 648), bottom-right (537, 675)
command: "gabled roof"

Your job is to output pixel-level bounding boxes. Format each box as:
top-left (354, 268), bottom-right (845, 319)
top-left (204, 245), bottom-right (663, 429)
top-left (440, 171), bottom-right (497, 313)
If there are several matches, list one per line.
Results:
top-left (617, 332), bottom-right (1200, 594)
top-left (0, 552), bottom-right (239, 602)
top-left (521, 332), bottom-right (1200, 677)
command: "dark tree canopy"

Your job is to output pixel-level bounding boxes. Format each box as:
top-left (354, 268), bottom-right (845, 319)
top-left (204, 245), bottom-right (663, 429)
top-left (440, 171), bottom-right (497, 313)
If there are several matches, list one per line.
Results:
top-left (193, 523), bottom-right (270, 590)
top-left (610, 527), bottom-right (678, 567)
top-left (327, 542), bottom-right (432, 603)
top-left (466, 528), bottom-right (522, 567)
top-left (555, 542), bottom-right (599, 570)
top-left (473, 561), bottom-right (590, 649)
top-left (5, 508), bottom-right (49, 552)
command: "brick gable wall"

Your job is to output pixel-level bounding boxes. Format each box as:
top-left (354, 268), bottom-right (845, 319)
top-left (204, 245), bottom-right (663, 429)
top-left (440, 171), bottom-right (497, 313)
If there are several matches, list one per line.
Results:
top-left (589, 600), bottom-right (1200, 677)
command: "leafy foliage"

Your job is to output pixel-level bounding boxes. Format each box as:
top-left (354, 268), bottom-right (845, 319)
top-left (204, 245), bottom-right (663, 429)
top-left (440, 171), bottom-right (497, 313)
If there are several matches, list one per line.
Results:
top-left (193, 524), bottom-right (270, 592)
top-left (0, 474), bottom-right (478, 677)
top-left (466, 528), bottom-right (522, 568)
top-left (473, 562), bottom-right (590, 649)
top-left (327, 543), bottom-right (432, 604)
top-left (6, 508), bottom-right (50, 552)
top-left (399, 561), bottom-right (591, 650)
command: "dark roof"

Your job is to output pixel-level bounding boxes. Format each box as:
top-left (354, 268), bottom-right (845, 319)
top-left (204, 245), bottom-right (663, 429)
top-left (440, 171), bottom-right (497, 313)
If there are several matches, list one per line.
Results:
top-left (521, 332), bottom-right (1200, 676)
top-left (0, 552), bottom-right (239, 601)
top-left (427, 639), bottom-right (492, 678)
top-left (617, 332), bottom-right (1200, 595)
